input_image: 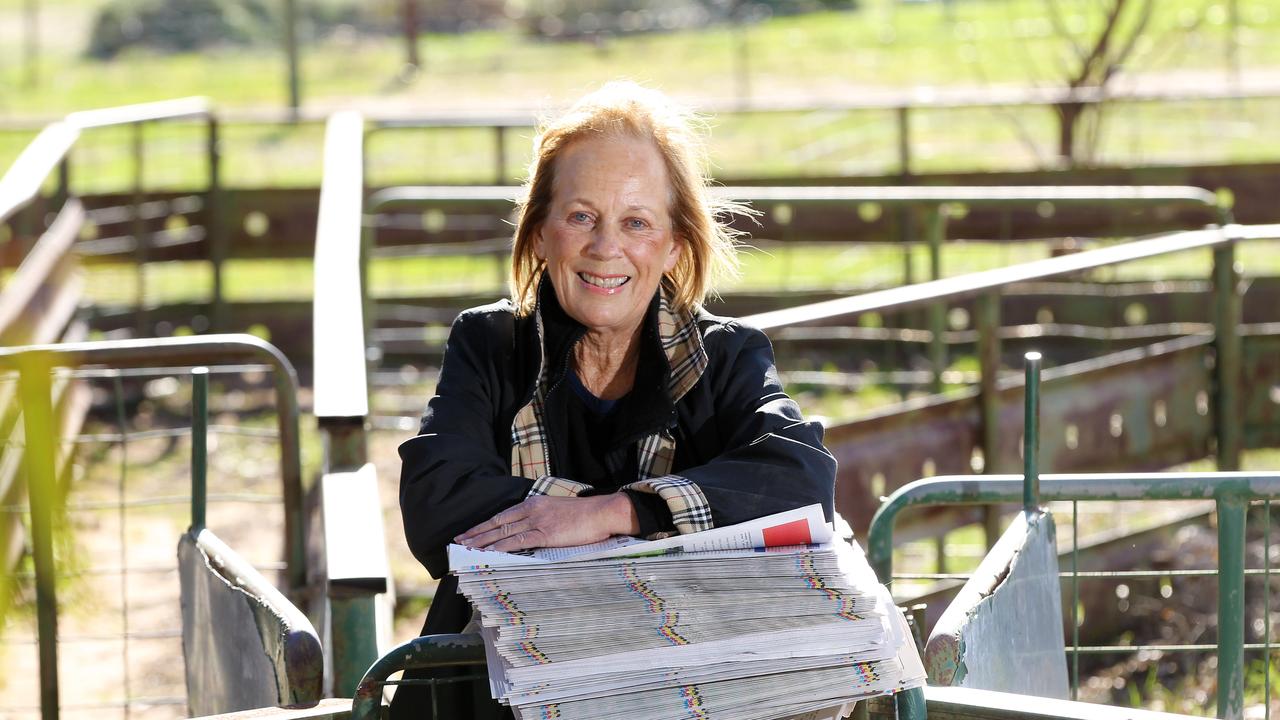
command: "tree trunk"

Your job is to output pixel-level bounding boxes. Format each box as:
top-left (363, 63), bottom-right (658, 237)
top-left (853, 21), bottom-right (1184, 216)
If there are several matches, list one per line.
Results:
top-left (402, 0), bottom-right (420, 69)
top-left (1055, 101), bottom-right (1084, 166)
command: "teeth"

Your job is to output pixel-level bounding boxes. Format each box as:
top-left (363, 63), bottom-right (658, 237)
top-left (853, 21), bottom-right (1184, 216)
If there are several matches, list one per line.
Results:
top-left (578, 273), bottom-right (629, 289)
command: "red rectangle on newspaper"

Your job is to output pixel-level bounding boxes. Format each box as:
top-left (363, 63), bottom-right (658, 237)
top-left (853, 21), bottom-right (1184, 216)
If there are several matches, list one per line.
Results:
top-left (762, 518), bottom-right (812, 547)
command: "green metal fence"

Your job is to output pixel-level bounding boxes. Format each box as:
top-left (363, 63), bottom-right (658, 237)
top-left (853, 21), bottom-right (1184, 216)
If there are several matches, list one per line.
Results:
top-left (0, 335), bottom-right (304, 719)
top-left (868, 472), bottom-right (1280, 720)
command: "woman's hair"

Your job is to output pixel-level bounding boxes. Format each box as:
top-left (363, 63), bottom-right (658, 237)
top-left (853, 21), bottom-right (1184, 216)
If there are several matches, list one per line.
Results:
top-left (510, 81), bottom-right (746, 315)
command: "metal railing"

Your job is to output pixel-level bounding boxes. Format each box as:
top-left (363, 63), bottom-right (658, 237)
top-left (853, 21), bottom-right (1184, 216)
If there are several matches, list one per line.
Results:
top-left (741, 222), bottom-right (1280, 550)
top-left (312, 111), bottom-right (393, 697)
top-left (360, 183), bottom-right (1257, 548)
top-left (365, 182), bottom-right (1227, 392)
top-left (0, 335), bottom-right (303, 719)
top-left (355, 81), bottom-right (1280, 183)
top-left (182, 368), bottom-right (321, 715)
top-left (866, 350), bottom-right (1280, 720)
top-left (0, 97), bottom-right (226, 332)
top-left (869, 472), bottom-right (1280, 720)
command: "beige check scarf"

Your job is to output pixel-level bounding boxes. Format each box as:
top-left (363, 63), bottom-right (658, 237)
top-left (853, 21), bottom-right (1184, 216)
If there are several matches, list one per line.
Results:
top-left (511, 288), bottom-right (713, 535)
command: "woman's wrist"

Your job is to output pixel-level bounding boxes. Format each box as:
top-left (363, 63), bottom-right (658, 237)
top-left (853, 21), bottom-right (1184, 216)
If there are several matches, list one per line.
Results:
top-left (606, 491), bottom-right (642, 536)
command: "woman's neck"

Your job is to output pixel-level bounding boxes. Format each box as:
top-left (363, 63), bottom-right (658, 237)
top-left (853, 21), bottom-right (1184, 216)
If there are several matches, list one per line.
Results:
top-left (572, 326), bottom-right (643, 400)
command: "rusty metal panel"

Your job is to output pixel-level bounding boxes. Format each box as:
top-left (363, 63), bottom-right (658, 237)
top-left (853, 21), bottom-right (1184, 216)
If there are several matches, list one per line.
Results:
top-left (1027, 337), bottom-right (1215, 474)
top-left (826, 394), bottom-right (981, 534)
top-left (826, 336), bottom-right (1217, 536)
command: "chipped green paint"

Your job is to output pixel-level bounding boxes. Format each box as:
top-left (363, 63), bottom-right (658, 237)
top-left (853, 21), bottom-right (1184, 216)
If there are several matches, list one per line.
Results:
top-left (1217, 496), bottom-right (1247, 720)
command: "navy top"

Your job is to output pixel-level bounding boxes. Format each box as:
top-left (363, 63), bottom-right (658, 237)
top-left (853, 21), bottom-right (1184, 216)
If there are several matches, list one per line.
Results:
top-left (566, 369), bottom-right (621, 416)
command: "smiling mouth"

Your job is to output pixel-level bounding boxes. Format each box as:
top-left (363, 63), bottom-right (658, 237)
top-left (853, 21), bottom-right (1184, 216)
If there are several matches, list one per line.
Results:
top-left (578, 272), bottom-right (630, 290)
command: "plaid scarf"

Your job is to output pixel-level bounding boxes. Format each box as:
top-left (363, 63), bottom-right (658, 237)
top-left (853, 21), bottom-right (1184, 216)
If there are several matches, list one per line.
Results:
top-left (510, 285), bottom-right (713, 535)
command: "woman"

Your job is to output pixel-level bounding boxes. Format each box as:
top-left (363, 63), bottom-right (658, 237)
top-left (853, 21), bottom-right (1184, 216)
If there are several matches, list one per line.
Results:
top-left (394, 81), bottom-right (836, 717)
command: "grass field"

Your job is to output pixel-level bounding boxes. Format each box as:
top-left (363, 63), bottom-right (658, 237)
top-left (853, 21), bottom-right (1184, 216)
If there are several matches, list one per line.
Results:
top-left (1, 0), bottom-right (1279, 186)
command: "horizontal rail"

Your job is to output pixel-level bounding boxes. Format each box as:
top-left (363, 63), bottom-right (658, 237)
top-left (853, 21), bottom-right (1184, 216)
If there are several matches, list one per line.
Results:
top-left (867, 472), bottom-right (1280, 583)
top-left (357, 79), bottom-right (1280, 125)
top-left (743, 225), bottom-right (1263, 330)
top-left (6, 81), bottom-right (1280, 131)
top-left (1, 96), bottom-right (214, 226)
top-left (0, 123), bottom-right (77, 224)
top-left (365, 183), bottom-right (1224, 216)
top-left (66, 97), bottom-right (212, 129)
top-left (0, 200), bottom-right (83, 339)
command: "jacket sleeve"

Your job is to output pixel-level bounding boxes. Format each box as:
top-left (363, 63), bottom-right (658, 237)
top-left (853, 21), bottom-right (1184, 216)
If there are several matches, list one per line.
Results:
top-left (627, 322), bottom-right (836, 532)
top-left (398, 310), bottom-right (533, 578)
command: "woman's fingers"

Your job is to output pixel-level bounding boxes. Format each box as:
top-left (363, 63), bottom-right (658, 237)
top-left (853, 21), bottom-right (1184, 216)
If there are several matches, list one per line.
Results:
top-left (454, 495), bottom-right (631, 551)
top-left (456, 507), bottom-right (525, 545)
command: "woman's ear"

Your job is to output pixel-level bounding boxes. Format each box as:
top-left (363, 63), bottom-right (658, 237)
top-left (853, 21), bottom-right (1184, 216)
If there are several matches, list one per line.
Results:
top-left (533, 227), bottom-right (546, 260)
top-left (664, 234), bottom-right (684, 272)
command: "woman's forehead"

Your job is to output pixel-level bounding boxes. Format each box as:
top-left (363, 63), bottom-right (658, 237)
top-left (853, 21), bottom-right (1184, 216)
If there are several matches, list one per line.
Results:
top-left (551, 134), bottom-right (671, 206)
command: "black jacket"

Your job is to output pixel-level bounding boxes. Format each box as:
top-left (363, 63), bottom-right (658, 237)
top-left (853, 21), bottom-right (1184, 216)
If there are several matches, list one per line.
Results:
top-left (393, 282), bottom-right (836, 717)
top-left (400, 282), bottom-right (836, 586)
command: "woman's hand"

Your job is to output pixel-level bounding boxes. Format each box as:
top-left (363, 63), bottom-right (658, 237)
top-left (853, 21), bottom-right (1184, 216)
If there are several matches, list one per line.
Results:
top-left (455, 493), bottom-right (640, 552)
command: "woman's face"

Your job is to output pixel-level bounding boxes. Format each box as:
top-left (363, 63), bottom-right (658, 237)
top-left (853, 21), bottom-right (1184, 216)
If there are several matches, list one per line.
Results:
top-left (536, 134), bottom-right (682, 340)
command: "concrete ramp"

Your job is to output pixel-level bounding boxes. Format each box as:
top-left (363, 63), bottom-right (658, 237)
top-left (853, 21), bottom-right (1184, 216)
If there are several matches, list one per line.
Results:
top-left (925, 510), bottom-right (1069, 698)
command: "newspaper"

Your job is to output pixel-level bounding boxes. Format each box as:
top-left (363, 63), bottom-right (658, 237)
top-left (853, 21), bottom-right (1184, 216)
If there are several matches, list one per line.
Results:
top-left (449, 505), bottom-right (925, 720)
top-left (448, 503), bottom-right (833, 569)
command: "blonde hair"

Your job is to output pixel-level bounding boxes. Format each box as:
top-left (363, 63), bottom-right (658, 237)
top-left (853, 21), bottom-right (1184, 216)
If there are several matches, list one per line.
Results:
top-left (510, 81), bottom-right (745, 315)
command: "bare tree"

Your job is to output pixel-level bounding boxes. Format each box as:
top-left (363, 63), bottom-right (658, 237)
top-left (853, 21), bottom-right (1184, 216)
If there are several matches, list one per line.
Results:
top-left (1044, 0), bottom-right (1154, 165)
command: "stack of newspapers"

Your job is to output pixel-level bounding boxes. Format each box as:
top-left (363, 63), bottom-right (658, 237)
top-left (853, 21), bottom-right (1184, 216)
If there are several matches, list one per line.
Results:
top-left (448, 504), bottom-right (925, 720)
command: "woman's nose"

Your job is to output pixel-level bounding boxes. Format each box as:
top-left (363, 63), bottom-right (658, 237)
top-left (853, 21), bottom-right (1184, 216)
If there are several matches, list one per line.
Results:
top-left (585, 226), bottom-right (623, 259)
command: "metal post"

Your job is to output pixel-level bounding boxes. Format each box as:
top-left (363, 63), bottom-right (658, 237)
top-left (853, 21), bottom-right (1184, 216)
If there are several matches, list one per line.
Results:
top-left (18, 353), bottom-right (60, 720)
top-left (271, 368), bottom-right (307, 594)
top-left (1023, 352), bottom-right (1041, 513)
top-left (131, 121), bottom-right (147, 337)
top-left (191, 367), bottom-right (208, 531)
top-left (207, 116), bottom-right (226, 332)
top-left (283, 0), bottom-right (301, 119)
top-left (54, 158), bottom-right (69, 209)
top-left (332, 595), bottom-right (380, 696)
top-left (360, 202), bottom-right (375, 374)
top-left (977, 291), bottom-right (1002, 547)
top-left (926, 207), bottom-right (946, 394)
top-left (894, 686), bottom-right (927, 720)
top-left (896, 106), bottom-right (911, 178)
top-left (1213, 241), bottom-right (1242, 471)
top-left (1217, 495), bottom-right (1246, 720)
top-left (494, 126), bottom-right (506, 185)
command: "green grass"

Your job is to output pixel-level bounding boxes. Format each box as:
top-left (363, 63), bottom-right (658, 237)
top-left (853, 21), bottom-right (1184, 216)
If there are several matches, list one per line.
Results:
top-left (1, 0), bottom-right (1279, 184)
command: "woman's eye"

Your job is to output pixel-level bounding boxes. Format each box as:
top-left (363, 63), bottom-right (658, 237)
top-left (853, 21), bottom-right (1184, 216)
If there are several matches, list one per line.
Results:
top-left (570, 211), bottom-right (591, 223)
top-left (627, 218), bottom-right (649, 230)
